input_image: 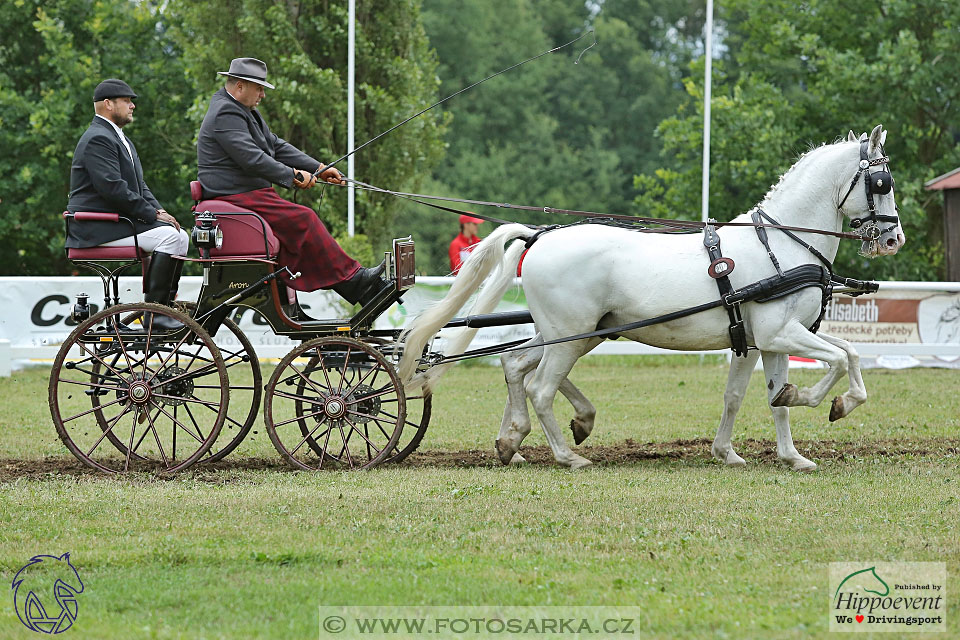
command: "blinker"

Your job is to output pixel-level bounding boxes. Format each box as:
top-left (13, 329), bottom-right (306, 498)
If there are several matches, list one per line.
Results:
top-left (869, 171), bottom-right (892, 194)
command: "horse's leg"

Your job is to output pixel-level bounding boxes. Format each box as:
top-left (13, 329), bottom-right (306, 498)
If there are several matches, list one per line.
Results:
top-left (559, 377), bottom-right (597, 445)
top-left (527, 342), bottom-right (592, 469)
top-left (760, 351), bottom-right (817, 471)
top-left (818, 333), bottom-right (867, 421)
top-left (496, 336), bottom-right (543, 465)
top-left (711, 350), bottom-right (760, 466)
top-left (762, 322), bottom-right (851, 410)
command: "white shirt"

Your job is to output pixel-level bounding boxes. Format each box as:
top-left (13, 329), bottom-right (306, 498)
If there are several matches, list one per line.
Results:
top-left (95, 114), bottom-right (133, 162)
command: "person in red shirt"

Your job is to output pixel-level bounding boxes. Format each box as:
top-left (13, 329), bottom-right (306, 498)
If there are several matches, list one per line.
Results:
top-left (449, 214), bottom-right (485, 274)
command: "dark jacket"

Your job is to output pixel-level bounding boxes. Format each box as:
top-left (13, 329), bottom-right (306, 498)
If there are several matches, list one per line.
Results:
top-left (197, 88), bottom-right (321, 198)
top-left (66, 117), bottom-right (166, 248)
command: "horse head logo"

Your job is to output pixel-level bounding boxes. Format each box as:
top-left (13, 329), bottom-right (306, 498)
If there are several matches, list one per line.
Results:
top-left (11, 553), bottom-right (84, 634)
top-left (834, 566), bottom-right (890, 599)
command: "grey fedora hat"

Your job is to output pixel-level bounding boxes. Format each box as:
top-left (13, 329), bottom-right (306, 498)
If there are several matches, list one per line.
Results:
top-left (217, 57), bottom-right (275, 89)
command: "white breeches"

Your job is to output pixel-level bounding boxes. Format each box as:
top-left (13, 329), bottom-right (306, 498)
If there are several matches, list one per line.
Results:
top-left (99, 225), bottom-right (189, 256)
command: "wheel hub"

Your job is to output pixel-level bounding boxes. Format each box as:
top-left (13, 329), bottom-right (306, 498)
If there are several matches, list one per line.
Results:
top-left (347, 384), bottom-right (380, 424)
top-left (155, 366), bottom-right (193, 406)
top-left (323, 397), bottom-right (347, 419)
top-left (128, 379), bottom-right (151, 405)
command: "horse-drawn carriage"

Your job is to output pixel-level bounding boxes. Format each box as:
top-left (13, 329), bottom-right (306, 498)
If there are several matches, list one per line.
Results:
top-left (50, 126), bottom-right (905, 474)
top-left (50, 182), bottom-right (432, 473)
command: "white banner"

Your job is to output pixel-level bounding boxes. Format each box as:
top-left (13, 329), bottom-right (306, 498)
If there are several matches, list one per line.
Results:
top-left (1, 277), bottom-right (958, 368)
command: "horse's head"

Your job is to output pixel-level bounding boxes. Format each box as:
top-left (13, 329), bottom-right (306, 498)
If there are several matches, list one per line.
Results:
top-left (839, 125), bottom-right (906, 257)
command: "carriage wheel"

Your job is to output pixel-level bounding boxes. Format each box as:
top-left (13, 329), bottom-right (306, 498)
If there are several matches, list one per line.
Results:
top-left (177, 303), bottom-right (262, 463)
top-left (264, 337), bottom-right (405, 470)
top-left (295, 352), bottom-right (431, 464)
top-left (49, 302), bottom-right (229, 473)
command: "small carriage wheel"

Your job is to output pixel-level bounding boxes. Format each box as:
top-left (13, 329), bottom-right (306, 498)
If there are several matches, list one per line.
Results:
top-left (48, 302), bottom-right (229, 474)
top-left (362, 337), bottom-right (433, 464)
top-left (176, 302), bottom-right (262, 463)
top-left (293, 352), bottom-right (431, 464)
top-left (263, 337), bottom-right (405, 470)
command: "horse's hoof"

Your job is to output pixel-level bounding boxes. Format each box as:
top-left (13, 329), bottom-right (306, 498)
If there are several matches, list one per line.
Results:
top-left (781, 456), bottom-right (817, 472)
top-left (711, 444), bottom-right (745, 466)
top-left (495, 438), bottom-right (517, 466)
top-left (771, 383), bottom-right (798, 407)
top-left (508, 453), bottom-right (527, 465)
top-left (567, 454), bottom-right (593, 470)
top-left (570, 418), bottom-right (590, 445)
top-left (829, 396), bottom-right (845, 422)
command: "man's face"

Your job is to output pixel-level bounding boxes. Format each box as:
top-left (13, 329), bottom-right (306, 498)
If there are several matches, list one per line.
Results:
top-left (106, 97), bottom-right (135, 127)
top-left (235, 80), bottom-right (266, 108)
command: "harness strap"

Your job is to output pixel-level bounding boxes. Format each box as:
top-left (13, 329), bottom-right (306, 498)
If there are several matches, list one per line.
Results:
top-left (703, 221), bottom-right (748, 357)
top-left (752, 210), bottom-right (784, 277)
top-left (756, 209), bottom-right (833, 272)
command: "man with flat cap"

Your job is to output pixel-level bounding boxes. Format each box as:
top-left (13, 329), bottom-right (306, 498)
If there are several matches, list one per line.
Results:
top-left (67, 78), bottom-right (189, 329)
top-left (197, 57), bottom-right (387, 306)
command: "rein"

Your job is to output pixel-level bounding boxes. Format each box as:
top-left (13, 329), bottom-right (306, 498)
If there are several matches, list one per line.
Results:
top-left (339, 177), bottom-right (868, 241)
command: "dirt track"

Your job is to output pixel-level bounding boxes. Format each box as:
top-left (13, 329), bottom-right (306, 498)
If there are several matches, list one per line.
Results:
top-left (2, 437), bottom-right (958, 482)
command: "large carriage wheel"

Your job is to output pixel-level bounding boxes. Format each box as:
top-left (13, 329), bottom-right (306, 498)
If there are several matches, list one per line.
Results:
top-left (177, 303), bottom-right (262, 463)
top-left (264, 337), bottom-right (405, 470)
top-left (49, 302), bottom-right (229, 473)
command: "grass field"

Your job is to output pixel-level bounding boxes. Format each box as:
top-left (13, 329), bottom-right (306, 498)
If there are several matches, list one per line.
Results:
top-left (1, 357), bottom-right (959, 639)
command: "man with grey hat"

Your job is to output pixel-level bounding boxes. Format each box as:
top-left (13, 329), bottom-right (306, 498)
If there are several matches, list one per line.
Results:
top-left (197, 57), bottom-right (388, 306)
top-left (67, 79), bottom-right (189, 330)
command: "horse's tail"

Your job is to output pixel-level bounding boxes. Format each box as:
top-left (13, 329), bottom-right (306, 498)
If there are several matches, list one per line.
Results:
top-left (397, 223), bottom-right (533, 387)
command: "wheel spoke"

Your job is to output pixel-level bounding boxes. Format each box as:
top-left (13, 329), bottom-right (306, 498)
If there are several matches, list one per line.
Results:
top-left (290, 417), bottom-right (330, 455)
top-left (124, 410), bottom-right (138, 471)
top-left (84, 402), bottom-right (134, 457)
top-left (152, 393), bottom-right (222, 409)
top-left (273, 408), bottom-right (327, 429)
top-left (271, 388), bottom-right (323, 405)
top-left (342, 415), bottom-right (383, 455)
top-left (57, 378), bottom-right (126, 392)
top-left (151, 403), bottom-right (206, 445)
top-left (145, 409), bottom-right (170, 467)
top-left (61, 396), bottom-right (127, 424)
top-left (337, 346), bottom-right (352, 395)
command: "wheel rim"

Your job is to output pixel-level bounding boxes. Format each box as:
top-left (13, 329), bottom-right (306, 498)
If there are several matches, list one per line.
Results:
top-left (49, 303), bottom-right (229, 473)
top-left (264, 337), bottom-right (405, 470)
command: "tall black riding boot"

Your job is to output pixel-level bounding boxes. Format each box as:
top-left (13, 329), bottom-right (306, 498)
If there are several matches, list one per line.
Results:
top-left (168, 256), bottom-right (185, 304)
top-left (143, 252), bottom-right (184, 331)
top-left (332, 260), bottom-right (389, 306)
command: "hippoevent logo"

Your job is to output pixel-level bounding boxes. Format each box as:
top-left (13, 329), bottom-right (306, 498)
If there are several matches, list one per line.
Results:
top-left (829, 562), bottom-right (946, 633)
top-left (11, 553), bottom-right (84, 634)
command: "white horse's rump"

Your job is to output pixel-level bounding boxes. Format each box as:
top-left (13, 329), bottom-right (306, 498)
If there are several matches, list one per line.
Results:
top-left (399, 125), bottom-right (905, 470)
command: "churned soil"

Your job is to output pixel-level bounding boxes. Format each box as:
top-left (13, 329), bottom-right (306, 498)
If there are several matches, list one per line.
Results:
top-left (1, 438), bottom-right (957, 482)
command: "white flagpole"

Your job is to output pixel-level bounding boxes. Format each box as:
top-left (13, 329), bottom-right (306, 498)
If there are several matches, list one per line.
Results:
top-left (701, 0), bottom-right (713, 223)
top-left (347, 0), bottom-right (356, 236)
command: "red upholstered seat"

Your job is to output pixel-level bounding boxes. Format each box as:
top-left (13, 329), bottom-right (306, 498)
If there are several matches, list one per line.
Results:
top-left (194, 202), bottom-right (280, 258)
top-left (67, 246), bottom-right (146, 260)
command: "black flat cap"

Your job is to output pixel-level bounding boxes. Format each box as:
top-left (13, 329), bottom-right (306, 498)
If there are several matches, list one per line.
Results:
top-left (93, 79), bottom-right (138, 101)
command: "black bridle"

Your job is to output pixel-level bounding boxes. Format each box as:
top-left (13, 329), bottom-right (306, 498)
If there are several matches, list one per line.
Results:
top-left (838, 137), bottom-right (900, 241)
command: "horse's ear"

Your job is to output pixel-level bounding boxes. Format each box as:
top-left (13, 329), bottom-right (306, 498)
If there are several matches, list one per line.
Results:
top-left (880, 129), bottom-right (887, 146)
top-left (847, 130), bottom-right (857, 142)
top-left (868, 124), bottom-right (884, 154)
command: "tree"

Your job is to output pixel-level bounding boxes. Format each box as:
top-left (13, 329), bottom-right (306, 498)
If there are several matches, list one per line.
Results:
top-left (0, 0), bottom-right (195, 275)
top-left (634, 0), bottom-right (960, 280)
top-left (167, 0), bottom-right (447, 254)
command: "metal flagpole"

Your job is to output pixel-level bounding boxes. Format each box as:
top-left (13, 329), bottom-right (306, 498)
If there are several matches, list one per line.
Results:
top-left (701, 0), bottom-right (713, 223)
top-left (347, 0), bottom-right (356, 236)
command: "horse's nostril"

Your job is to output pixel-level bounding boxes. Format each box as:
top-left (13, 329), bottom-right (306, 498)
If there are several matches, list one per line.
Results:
top-left (886, 238), bottom-right (897, 248)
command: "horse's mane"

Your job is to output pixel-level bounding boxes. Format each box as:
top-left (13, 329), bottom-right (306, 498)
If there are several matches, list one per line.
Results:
top-left (759, 139), bottom-right (854, 204)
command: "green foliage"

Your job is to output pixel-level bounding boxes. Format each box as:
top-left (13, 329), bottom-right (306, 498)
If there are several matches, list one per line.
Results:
top-left (0, 0), bottom-right (195, 275)
top-left (167, 0), bottom-right (447, 250)
top-left (634, 0), bottom-right (960, 280)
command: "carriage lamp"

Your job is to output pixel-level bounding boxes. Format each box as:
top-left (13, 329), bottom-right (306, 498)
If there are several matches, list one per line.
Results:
top-left (192, 212), bottom-right (223, 259)
top-left (72, 293), bottom-right (91, 323)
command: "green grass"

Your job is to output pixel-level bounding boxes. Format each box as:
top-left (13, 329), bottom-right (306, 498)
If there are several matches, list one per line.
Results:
top-left (2, 358), bottom-right (959, 639)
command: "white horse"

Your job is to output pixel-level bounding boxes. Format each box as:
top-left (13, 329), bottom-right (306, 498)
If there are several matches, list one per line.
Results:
top-left (399, 125), bottom-right (905, 470)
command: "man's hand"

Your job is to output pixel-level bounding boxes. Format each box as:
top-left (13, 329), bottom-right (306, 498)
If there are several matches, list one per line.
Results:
top-left (293, 168), bottom-right (318, 190)
top-left (319, 165), bottom-right (345, 185)
top-left (157, 209), bottom-right (180, 231)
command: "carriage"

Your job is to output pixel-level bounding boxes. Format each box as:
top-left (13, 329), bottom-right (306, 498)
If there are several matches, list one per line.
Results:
top-left (49, 181), bottom-right (435, 473)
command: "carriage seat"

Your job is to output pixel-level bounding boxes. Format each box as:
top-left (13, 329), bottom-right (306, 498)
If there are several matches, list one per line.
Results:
top-left (190, 181), bottom-right (280, 259)
top-left (63, 212), bottom-right (147, 261)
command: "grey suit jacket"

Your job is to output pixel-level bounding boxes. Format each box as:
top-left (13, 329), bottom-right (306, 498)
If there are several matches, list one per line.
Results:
top-left (197, 88), bottom-right (321, 198)
top-left (66, 117), bottom-right (166, 248)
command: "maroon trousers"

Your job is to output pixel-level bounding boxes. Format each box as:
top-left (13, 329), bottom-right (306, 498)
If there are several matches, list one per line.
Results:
top-left (219, 188), bottom-right (360, 291)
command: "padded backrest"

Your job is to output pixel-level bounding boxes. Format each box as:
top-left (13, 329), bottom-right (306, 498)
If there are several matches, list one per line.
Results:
top-left (190, 180), bottom-right (203, 202)
top-left (195, 204), bottom-right (280, 258)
